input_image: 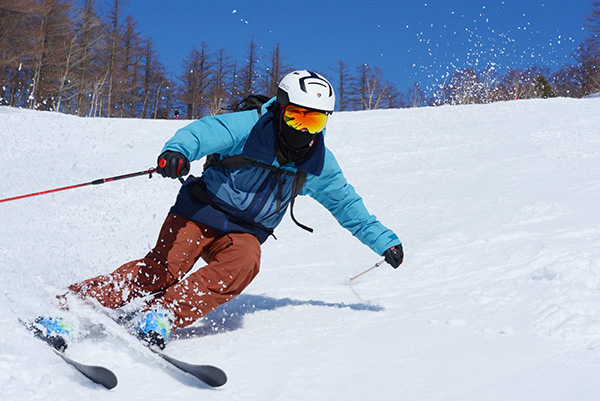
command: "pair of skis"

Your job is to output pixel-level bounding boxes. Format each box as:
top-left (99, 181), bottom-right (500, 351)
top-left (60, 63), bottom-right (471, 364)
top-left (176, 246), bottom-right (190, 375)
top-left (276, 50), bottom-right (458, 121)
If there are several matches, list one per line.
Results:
top-left (21, 320), bottom-right (227, 389)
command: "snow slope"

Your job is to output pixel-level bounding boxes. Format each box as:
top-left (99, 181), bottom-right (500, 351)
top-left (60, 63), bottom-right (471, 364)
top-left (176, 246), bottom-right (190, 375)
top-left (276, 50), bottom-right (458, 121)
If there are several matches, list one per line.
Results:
top-left (0, 98), bottom-right (599, 400)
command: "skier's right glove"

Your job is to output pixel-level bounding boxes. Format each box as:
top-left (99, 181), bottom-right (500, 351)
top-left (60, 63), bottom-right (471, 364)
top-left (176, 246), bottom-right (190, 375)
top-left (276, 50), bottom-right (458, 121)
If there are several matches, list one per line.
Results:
top-left (157, 151), bottom-right (190, 179)
top-left (383, 244), bottom-right (404, 269)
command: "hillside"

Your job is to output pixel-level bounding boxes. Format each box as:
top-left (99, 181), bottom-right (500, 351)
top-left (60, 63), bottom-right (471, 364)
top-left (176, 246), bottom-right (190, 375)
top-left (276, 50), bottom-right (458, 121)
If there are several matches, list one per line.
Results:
top-left (1, 98), bottom-right (599, 400)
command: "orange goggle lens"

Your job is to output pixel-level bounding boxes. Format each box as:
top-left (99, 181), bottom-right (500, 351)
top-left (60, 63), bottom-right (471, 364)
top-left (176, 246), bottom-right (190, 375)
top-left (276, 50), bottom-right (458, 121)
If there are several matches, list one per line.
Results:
top-left (283, 105), bottom-right (328, 134)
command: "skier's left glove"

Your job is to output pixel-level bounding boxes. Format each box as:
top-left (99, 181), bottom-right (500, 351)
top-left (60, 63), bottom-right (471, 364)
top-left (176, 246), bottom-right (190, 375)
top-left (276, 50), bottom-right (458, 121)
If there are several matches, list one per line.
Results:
top-left (383, 244), bottom-right (404, 268)
top-left (157, 151), bottom-right (190, 179)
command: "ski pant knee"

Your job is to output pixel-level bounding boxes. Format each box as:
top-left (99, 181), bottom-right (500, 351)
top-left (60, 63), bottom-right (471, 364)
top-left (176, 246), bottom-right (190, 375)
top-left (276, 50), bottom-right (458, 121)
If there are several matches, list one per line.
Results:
top-left (133, 213), bottom-right (213, 291)
top-left (69, 213), bottom-right (216, 306)
top-left (67, 213), bottom-right (261, 329)
top-left (158, 232), bottom-right (261, 329)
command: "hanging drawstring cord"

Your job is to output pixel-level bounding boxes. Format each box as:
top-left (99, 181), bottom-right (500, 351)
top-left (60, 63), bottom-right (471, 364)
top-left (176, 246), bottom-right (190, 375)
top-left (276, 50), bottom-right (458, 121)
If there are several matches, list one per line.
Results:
top-left (275, 171), bottom-right (282, 214)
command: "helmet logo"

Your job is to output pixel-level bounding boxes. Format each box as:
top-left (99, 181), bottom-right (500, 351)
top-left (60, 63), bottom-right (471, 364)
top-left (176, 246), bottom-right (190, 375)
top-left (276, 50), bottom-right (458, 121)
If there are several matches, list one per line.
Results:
top-left (299, 71), bottom-right (333, 97)
top-left (317, 93), bottom-right (322, 98)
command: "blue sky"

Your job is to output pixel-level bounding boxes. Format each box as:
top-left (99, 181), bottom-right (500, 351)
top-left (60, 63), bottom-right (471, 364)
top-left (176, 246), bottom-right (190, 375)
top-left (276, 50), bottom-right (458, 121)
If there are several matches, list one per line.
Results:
top-left (122, 0), bottom-right (594, 93)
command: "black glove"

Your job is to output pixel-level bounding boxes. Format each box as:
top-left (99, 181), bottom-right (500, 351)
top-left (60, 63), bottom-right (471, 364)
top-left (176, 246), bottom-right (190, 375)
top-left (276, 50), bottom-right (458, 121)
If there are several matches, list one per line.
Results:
top-left (383, 244), bottom-right (404, 268)
top-left (157, 151), bottom-right (190, 179)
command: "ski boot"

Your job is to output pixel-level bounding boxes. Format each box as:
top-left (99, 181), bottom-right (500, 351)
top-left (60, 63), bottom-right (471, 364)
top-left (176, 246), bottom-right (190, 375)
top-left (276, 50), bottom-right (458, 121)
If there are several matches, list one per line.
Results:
top-left (29, 316), bottom-right (72, 352)
top-left (135, 308), bottom-right (173, 350)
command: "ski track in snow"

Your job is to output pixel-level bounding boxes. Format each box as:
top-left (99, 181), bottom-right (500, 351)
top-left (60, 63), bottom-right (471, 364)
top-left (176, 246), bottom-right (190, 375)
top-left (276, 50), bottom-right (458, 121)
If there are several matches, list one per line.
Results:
top-left (0, 98), bottom-right (599, 400)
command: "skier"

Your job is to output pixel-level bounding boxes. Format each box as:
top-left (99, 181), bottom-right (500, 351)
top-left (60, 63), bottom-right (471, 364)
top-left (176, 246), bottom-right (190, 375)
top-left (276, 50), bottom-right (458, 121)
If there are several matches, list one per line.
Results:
top-left (36, 70), bottom-right (404, 350)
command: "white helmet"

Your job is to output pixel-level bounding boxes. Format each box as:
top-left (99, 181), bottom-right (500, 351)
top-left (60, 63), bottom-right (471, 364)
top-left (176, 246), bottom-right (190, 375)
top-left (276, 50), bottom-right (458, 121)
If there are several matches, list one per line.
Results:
top-left (277, 70), bottom-right (335, 112)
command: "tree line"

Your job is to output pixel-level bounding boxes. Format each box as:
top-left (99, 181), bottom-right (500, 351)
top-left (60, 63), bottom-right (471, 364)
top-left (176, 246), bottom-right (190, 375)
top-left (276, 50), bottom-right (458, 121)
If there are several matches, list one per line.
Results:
top-left (1, 0), bottom-right (599, 120)
top-left (1, 0), bottom-right (173, 118)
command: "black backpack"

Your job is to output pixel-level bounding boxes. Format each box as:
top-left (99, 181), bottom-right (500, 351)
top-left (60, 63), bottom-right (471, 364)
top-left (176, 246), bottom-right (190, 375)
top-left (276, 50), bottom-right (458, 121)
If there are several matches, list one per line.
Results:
top-left (233, 94), bottom-right (271, 112)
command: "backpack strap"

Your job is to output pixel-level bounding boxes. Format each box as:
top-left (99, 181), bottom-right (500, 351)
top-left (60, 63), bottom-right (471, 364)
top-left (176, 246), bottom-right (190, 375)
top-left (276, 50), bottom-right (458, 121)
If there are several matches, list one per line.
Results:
top-left (203, 154), bottom-right (313, 233)
top-left (204, 154), bottom-right (251, 170)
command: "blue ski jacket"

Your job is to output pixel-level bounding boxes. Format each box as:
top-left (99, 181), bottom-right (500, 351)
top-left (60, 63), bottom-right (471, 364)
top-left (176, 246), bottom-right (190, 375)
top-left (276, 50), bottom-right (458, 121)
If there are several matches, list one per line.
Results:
top-left (161, 99), bottom-right (400, 256)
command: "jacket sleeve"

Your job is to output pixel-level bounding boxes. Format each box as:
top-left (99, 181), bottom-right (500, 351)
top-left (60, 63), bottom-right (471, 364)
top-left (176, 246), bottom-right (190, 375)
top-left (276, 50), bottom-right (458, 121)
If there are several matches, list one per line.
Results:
top-left (302, 148), bottom-right (401, 256)
top-left (161, 110), bottom-right (259, 161)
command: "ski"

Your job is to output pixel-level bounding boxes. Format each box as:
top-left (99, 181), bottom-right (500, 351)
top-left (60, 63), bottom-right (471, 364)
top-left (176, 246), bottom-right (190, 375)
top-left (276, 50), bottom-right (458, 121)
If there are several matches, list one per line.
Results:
top-left (49, 347), bottom-right (118, 390)
top-left (149, 347), bottom-right (227, 388)
top-left (20, 309), bottom-right (227, 388)
top-left (105, 310), bottom-right (228, 387)
top-left (20, 319), bottom-right (118, 389)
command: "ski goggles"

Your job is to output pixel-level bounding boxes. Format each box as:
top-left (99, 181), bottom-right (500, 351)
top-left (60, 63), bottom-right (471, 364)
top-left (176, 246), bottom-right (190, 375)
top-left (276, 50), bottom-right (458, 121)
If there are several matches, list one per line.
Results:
top-left (283, 104), bottom-right (329, 134)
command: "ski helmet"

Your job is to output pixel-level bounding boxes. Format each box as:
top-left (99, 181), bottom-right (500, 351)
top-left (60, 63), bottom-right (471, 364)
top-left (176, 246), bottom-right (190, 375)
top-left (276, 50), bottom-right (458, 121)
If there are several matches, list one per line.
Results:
top-left (277, 70), bottom-right (335, 112)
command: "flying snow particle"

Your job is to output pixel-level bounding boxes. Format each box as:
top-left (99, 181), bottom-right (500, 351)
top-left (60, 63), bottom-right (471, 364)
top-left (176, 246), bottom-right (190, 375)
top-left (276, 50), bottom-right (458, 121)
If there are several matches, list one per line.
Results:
top-left (232, 9), bottom-right (237, 13)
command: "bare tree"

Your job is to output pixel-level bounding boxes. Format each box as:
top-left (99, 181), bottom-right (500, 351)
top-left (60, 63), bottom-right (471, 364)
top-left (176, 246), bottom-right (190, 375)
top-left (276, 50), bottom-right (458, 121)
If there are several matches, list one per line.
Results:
top-left (259, 43), bottom-right (290, 97)
top-left (382, 79), bottom-right (404, 109)
top-left (570, 40), bottom-right (600, 96)
top-left (407, 82), bottom-right (425, 108)
top-left (207, 48), bottom-right (232, 116)
top-left (238, 37), bottom-right (260, 96)
top-left (139, 37), bottom-right (169, 119)
top-left (73, 0), bottom-right (104, 116)
top-left (551, 4), bottom-right (600, 98)
top-left (105, 0), bottom-right (128, 117)
top-left (54, 27), bottom-right (79, 113)
top-left (333, 60), bottom-right (353, 111)
top-left (353, 65), bottom-right (399, 110)
top-left (0, 0), bottom-right (42, 106)
top-left (179, 42), bottom-right (213, 119)
top-left (118, 15), bottom-right (144, 117)
top-left (28, 0), bottom-right (73, 110)
top-left (586, 1), bottom-right (600, 43)
top-left (496, 68), bottom-right (540, 100)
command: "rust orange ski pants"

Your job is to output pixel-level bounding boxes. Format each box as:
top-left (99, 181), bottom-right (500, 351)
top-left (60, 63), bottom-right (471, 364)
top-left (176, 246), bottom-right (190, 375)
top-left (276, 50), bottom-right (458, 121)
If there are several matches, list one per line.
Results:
top-left (68, 213), bottom-right (261, 330)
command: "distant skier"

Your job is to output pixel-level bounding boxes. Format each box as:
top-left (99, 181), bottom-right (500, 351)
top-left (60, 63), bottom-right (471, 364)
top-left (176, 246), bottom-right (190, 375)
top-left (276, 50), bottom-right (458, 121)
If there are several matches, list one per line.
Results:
top-left (35, 70), bottom-right (404, 350)
top-left (174, 109), bottom-right (180, 120)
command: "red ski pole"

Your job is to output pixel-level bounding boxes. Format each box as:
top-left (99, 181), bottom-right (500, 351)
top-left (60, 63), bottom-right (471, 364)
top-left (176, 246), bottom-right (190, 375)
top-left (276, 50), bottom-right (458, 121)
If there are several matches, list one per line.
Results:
top-left (0, 167), bottom-right (157, 204)
top-left (348, 259), bottom-right (386, 282)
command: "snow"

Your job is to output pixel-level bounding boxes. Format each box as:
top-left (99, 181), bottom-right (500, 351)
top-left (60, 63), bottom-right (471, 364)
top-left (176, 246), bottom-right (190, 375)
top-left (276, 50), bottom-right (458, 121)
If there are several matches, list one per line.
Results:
top-left (1, 97), bottom-right (599, 400)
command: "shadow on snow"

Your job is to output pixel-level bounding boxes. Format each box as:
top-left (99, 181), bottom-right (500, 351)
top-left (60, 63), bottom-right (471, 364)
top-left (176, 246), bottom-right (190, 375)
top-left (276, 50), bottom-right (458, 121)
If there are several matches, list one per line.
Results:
top-left (171, 293), bottom-right (384, 340)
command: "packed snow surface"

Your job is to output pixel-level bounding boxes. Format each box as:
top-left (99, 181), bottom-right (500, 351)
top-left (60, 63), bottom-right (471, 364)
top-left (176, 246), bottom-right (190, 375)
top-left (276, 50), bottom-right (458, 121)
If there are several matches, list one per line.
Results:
top-left (1, 97), bottom-right (599, 400)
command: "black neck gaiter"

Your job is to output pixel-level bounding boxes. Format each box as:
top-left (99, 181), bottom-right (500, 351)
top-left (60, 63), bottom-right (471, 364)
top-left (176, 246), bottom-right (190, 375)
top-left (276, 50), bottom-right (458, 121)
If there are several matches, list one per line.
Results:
top-left (275, 110), bottom-right (319, 163)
